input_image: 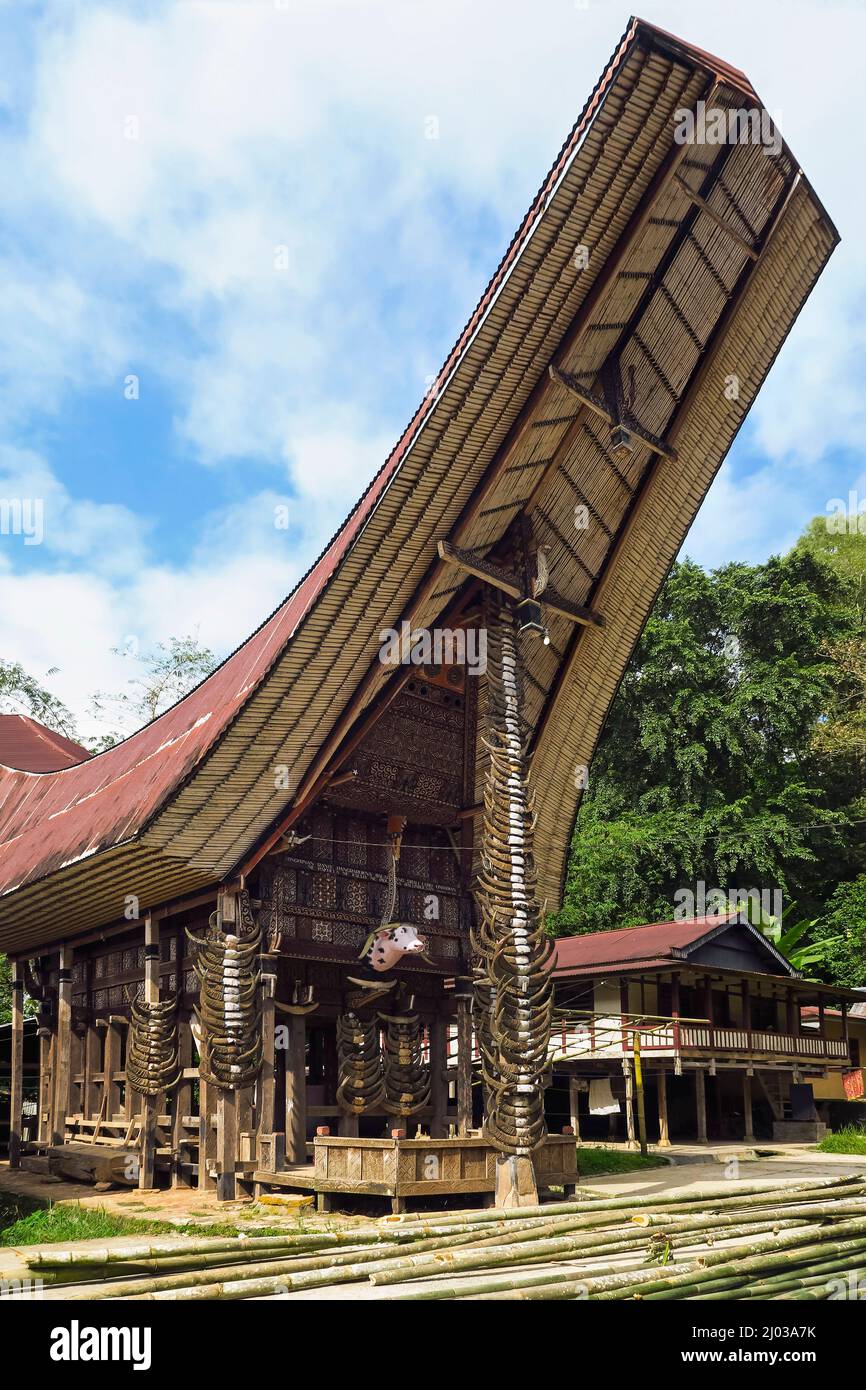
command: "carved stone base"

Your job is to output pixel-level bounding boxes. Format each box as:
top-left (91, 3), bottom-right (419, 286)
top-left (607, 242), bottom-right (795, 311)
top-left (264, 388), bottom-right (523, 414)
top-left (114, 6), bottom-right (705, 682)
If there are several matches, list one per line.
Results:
top-left (494, 1154), bottom-right (539, 1209)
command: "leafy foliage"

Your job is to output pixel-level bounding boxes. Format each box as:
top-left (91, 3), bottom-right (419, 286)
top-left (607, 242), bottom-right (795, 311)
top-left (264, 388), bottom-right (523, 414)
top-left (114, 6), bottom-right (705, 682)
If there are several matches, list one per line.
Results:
top-left (558, 531), bottom-right (866, 982)
top-left (0, 659), bottom-right (76, 736)
top-left (87, 634), bottom-right (218, 750)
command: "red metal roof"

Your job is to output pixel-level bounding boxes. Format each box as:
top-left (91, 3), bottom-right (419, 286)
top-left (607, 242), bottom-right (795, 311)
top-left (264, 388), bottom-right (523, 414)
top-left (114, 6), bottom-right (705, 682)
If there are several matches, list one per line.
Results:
top-left (551, 916), bottom-right (735, 976)
top-left (0, 716), bottom-right (91, 773)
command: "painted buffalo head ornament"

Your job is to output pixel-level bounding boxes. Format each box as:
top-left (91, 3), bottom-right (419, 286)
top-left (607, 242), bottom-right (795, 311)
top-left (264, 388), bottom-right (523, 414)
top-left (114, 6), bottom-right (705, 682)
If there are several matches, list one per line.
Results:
top-left (361, 923), bottom-right (428, 973)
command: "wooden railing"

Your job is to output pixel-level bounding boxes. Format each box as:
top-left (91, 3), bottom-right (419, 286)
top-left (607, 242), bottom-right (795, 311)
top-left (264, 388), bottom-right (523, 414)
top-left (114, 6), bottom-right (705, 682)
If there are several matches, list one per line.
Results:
top-left (549, 1017), bottom-right (850, 1063)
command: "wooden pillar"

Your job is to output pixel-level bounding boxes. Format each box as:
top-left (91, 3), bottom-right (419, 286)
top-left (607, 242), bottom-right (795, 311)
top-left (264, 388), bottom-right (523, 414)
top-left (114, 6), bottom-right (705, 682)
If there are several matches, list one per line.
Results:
top-left (568, 1075), bottom-right (581, 1141)
top-left (103, 1017), bottom-right (122, 1118)
top-left (9, 962), bottom-right (24, 1167)
top-left (285, 1013), bottom-right (307, 1164)
top-left (52, 946), bottom-right (73, 1145)
top-left (171, 1016), bottom-right (193, 1188)
top-left (742, 1071), bottom-right (755, 1141)
top-left (786, 987), bottom-right (798, 1036)
top-left (695, 1068), bottom-right (708, 1143)
top-left (83, 1020), bottom-right (101, 1122)
top-left (657, 1067), bottom-right (671, 1146)
top-left (430, 1015), bottom-right (448, 1139)
top-left (37, 1026), bottom-right (53, 1145)
top-left (257, 968), bottom-right (277, 1149)
top-left (139, 915), bottom-right (160, 1191)
top-left (622, 1057), bottom-right (638, 1149)
top-left (197, 1079), bottom-right (217, 1191)
top-left (456, 994), bottom-right (473, 1136)
top-left (216, 1090), bottom-right (238, 1202)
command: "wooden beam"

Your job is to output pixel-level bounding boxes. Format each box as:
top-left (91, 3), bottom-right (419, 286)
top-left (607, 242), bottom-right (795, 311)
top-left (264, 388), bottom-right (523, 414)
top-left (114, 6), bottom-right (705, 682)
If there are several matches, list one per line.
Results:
top-left (548, 365), bottom-right (678, 462)
top-left (437, 539), bottom-right (604, 628)
top-left (673, 173), bottom-right (758, 259)
top-left (9, 963), bottom-right (24, 1167)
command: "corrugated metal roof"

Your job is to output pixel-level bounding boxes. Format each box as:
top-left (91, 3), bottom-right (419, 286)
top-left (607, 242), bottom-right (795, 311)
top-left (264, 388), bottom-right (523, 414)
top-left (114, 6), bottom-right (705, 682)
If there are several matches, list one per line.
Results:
top-left (0, 715), bottom-right (91, 772)
top-left (0, 18), bottom-right (840, 953)
top-left (551, 916), bottom-right (731, 974)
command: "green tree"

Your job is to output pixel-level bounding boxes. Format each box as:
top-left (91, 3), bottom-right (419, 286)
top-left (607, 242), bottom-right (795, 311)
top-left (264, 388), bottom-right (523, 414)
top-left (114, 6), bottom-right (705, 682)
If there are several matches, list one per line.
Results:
top-left (0, 660), bottom-right (76, 736)
top-left (557, 546), bottom-right (861, 937)
top-left (810, 876), bottom-right (866, 988)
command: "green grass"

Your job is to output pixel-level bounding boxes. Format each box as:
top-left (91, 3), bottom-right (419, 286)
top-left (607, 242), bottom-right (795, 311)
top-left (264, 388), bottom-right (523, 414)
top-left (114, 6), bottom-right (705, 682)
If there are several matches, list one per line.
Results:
top-left (817, 1125), bottom-right (866, 1156)
top-left (575, 1146), bottom-right (668, 1177)
top-left (0, 1194), bottom-right (294, 1248)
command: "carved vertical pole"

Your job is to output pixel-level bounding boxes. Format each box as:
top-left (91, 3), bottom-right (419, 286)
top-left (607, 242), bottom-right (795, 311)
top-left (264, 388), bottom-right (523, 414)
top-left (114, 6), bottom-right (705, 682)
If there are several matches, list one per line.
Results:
top-left (139, 915), bottom-right (160, 1190)
top-left (474, 588), bottom-right (553, 1206)
top-left (285, 1013), bottom-right (307, 1165)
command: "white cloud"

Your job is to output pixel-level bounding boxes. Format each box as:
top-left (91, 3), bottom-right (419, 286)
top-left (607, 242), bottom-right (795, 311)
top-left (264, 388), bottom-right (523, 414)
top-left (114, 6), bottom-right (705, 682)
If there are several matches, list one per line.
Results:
top-left (1, 0), bottom-right (865, 736)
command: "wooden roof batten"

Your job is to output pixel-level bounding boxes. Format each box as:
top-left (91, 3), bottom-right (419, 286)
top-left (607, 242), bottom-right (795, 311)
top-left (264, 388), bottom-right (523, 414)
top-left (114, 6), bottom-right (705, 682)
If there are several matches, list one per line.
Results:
top-left (0, 19), bottom-right (839, 953)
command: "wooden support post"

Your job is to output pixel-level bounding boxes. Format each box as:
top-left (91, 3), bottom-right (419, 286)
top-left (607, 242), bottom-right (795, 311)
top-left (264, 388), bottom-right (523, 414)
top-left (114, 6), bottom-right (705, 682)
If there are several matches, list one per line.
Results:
top-left (622, 1057), bottom-right (638, 1149)
top-left (695, 1068), bottom-right (708, 1143)
top-left (430, 1015), bottom-right (448, 1139)
top-left (216, 1090), bottom-right (238, 1202)
top-left (172, 1016), bottom-right (192, 1188)
top-left (786, 987), bottom-right (798, 1036)
top-left (9, 963), bottom-right (24, 1167)
top-left (103, 1017), bottom-right (122, 1118)
top-left (742, 1071), bottom-right (755, 1142)
top-left (52, 946), bottom-right (73, 1145)
top-left (568, 1075), bottom-right (581, 1141)
top-left (456, 994), bottom-right (473, 1136)
top-left (38, 1026), bottom-right (53, 1145)
top-left (197, 1079), bottom-right (216, 1191)
top-left (83, 1022), bottom-right (101, 1122)
top-left (257, 969), bottom-right (277, 1155)
top-left (139, 915), bottom-right (160, 1191)
top-left (285, 1013), bottom-right (307, 1164)
top-left (632, 1034), bottom-right (648, 1156)
top-left (657, 1067), bottom-right (671, 1146)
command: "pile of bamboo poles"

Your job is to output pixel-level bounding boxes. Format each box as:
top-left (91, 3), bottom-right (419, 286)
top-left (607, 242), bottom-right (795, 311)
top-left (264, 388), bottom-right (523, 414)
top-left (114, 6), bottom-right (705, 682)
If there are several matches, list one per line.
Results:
top-left (17, 1174), bottom-right (866, 1302)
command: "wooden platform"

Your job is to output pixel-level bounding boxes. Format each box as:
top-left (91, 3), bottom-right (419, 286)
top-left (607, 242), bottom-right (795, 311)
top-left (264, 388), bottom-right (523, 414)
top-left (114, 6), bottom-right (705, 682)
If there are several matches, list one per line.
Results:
top-left (254, 1134), bottom-right (578, 1211)
top-left (46, 1142), bottom-right (146, 1187)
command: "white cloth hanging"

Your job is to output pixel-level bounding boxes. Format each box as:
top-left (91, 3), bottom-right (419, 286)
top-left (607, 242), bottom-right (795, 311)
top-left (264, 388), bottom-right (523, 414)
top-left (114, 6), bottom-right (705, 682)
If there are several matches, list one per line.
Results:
top-left (589, 1077), bottom-right (620, 1115)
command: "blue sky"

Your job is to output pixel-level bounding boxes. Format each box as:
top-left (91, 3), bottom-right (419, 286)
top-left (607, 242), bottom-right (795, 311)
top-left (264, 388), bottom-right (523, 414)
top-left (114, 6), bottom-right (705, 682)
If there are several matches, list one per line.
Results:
top-left (0, 0), bottom-right (864, 739)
